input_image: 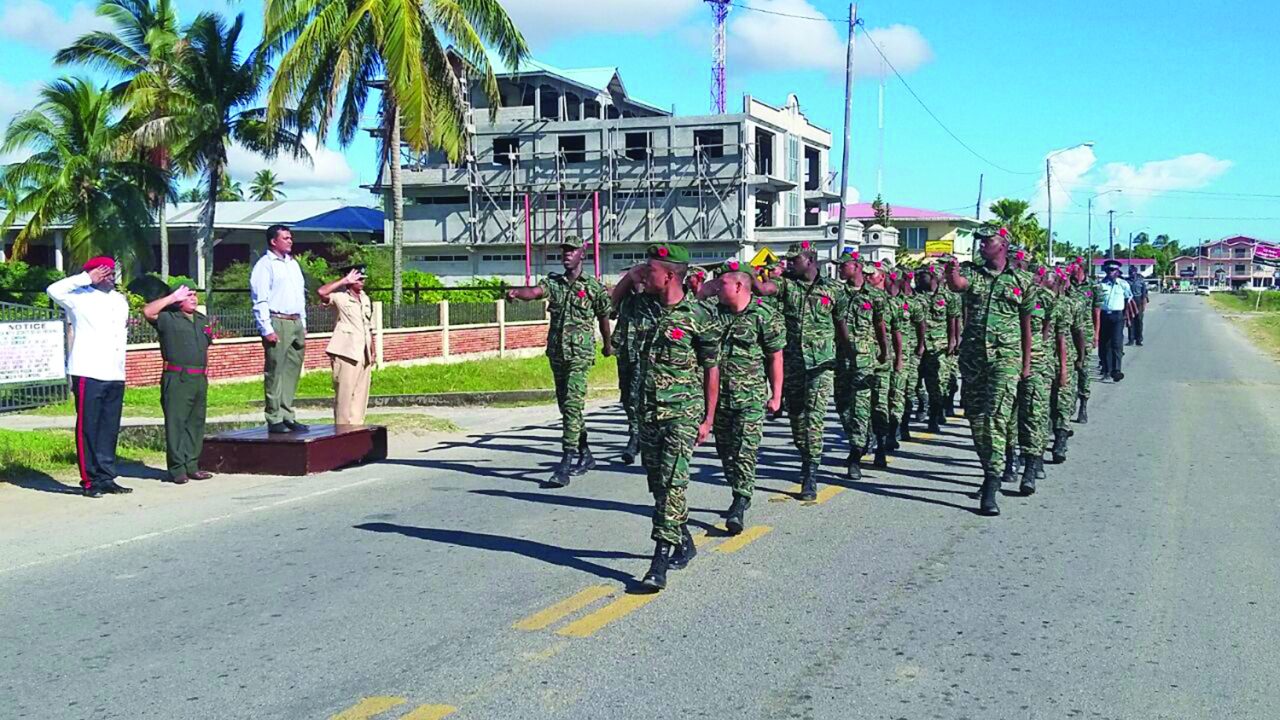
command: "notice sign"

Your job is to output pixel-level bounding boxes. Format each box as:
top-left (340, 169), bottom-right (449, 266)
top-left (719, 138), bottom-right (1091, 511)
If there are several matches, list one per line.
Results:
top-left (1255, 243), bottom-right (1280, 267)
top-left (0, 320), bottom-right (66, 385)
top-left (925, 239), bottom-right (954, 256)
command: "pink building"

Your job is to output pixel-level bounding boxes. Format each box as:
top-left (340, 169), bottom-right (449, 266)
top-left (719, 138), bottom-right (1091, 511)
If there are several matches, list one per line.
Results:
top-left (1091, 257), bottom-right (1155, 279)
top-left (1171, 236), bottom-right (1280, 289)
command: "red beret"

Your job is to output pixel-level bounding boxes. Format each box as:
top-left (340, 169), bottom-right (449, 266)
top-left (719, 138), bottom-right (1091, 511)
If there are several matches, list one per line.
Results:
top-left (83, 256), bottom-right (115, 273)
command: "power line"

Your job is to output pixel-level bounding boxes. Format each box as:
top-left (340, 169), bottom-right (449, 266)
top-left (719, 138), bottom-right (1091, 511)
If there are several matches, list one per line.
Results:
top-left (726, 1), bottom-right (838, 22)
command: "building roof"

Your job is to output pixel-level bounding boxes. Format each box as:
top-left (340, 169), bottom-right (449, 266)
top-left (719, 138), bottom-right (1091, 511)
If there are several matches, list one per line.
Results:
top-left (489, 56), bottom-right (666, 115)
top-left (292, 206), bottom-right (385, 234)
top-left (5, 200), bottom-right (380, 232)
top-left (1091, 258), bottom-right (1155, 266)
top-left (828, 203), bottom-right (977, 223)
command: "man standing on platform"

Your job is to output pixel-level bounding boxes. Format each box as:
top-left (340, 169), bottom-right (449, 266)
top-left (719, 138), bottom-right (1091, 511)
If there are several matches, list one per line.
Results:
top-left (318, 265), bottom-right (374, 426)
top-left (47, 257), bottom-right (131, 498)
top-left (507, 237), bottom-right (613, 487)
top-left (251, 224), bottom-right (309, 434)
top-left (143, 282), bottom-right (214, 484)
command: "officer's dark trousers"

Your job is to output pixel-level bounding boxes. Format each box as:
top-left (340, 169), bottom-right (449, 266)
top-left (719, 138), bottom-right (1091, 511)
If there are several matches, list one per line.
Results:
top-left (1128, 311), bottom-right (1145, 344)
top-left (71, 376), bottom-right (124, 490)
top-left (162, 371), bottom-right (208, 479)
top-left (1099, 311), bottom-right (1125, 377)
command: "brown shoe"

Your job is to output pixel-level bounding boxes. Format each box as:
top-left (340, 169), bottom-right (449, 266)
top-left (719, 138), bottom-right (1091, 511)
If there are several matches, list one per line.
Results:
top-left (168, 475), bottom-right (189, 485)
top-left (189, 471), bottom-right (213, 481)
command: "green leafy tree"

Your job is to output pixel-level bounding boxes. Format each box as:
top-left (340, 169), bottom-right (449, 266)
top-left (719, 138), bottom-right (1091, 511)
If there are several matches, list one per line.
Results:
top-left (249, 168), bottom-right (285, 200)
top-left (0, 78), bottom-right (168, 271)
top-left (178, 186), bottom-right (204, 202)
top-left (0, 260), bottom-right (66, 307)
top-left (263, 0), bottom-right (529, 306)
top-left (871, 194), bottom-right (892, 227)
top-left (217, 174), bottom-right (244, 201)
top-left (987, 198), bottom-right (1049, 258)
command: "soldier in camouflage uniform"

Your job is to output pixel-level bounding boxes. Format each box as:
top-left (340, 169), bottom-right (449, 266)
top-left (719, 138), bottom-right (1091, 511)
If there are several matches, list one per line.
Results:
top-left (704, 259), bottom-right (784, 534)
top-left (757, 241), bottom-right (841, 500)
top-left (1070, 261), bottom-right (1096, 423)
top-left (916, 266), bottom-right (960, 432)
top-left (1012, 266), bottom-right (1057, 495)
top-left (506, 238), bottom-right (613, 487)
top-left (834, 250), bottom-right (888, 480)
top-left (890, 272), bottom-right (927, 443)
top-left (945, 226), bottom-right (1034, 516)
top-left (863, 261), bottom-right (899, 467)
top-left (611, 277), bottom-right (658, 465)
top-left (612, 244), bottom-right (720, 592)
top-left (1048, 268), bottom-right (1080, 467)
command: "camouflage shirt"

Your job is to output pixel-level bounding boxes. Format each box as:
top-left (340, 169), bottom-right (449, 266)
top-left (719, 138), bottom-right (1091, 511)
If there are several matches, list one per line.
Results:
top-left (924, 288), bottom-right (960, 353)
top-left (613, 291), bottom-right (662, 364)
top-left (959, 264), bottom-right (1034, 361)
top-left (898, 295), bottom-right (927, 352)
top-left (633, 294), bottom-right (720, 423)
top-left (1072, 283), bottom-right (1096, 345)
top-left (714, 299), bottom-right (785, 410)
top-left (1051, 292), bottom-right (1075, 369)
top-left (773, 275), bottom-right (841, 370)
top-left (538, 273), bottom-right (611, 362)
top-left (1028, 292), bottom-right (1051, 371)
top-left (837, 283), bottom-right (878, 360)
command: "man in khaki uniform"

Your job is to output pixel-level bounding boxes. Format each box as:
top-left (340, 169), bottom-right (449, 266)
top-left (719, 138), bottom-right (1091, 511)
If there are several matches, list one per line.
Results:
top-left (318, 265), bottom-right (374, 425)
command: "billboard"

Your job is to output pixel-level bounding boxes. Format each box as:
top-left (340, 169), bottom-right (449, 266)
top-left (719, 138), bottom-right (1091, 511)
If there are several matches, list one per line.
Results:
top-left (924, 239), bottom-right (953, 257)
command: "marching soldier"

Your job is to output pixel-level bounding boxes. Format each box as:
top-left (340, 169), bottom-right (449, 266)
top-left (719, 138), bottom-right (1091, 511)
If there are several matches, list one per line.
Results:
top-left (891, 272), bottom-right (926, 443)
top-left (506, 237), bottom-right (613, 487)
top-left (945, 226), bottom-right (1034, 516)
top-left (833, 250), bottom-right (887, 480)
top-left (1049, 268), bottom-right (1082, 465)
top-left (863, 261), bottom-right (898, 467)
top-left (610, 274), bottom-right (655, 465)
top-left (612, 244), bottom-right (720, 592)
top-left (756, 241), bottom-right (841, 500)
top-left (1069, 261), bottom-right (1096, 422)
top-left (142, 282), bottom-right (214, 485)
top-left (1012, 267), bottom-right (1056, 495)
top-left (705, 259), bottom-right (784, 534)
top-left (916, 266), bottom-right (960, 432)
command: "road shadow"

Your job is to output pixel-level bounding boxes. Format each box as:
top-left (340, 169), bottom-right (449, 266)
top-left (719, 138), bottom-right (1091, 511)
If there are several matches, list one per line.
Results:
top-left (354, 522), bottom-right (644, 588)
top-left (830, 478), bottom-right (984, 514)
top-left (2, 470), bottom-right (81, 495)
top-left (469, 489), bottom-right (723, 532)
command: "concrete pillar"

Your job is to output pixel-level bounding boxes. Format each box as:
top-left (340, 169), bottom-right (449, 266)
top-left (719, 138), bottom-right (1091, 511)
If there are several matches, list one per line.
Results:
top-left (372, 301), bottom-right (385, 369)
top-left (195, 236), bottom-right (207, 289)
top-left (534, 86), bottom-right (541, 119)
top-left (496, 299), bottom-right (506, 357)
top-left (440, 299), bottom-right (450, 358)
top-left (53, 230), bottom-right (65, 272)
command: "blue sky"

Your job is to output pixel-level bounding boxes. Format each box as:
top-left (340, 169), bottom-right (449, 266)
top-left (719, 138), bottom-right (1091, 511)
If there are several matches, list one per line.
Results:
top-left (2, 0), bottom-right (1277, 249)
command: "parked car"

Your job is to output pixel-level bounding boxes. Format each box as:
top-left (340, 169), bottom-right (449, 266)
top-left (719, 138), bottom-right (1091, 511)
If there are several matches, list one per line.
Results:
top-left (1195, 285), bottom-right (1212, 296)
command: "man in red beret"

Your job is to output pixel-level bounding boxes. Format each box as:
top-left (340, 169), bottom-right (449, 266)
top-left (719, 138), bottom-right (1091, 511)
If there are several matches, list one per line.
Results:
top-left (47, 256), bottom-right (131, 498)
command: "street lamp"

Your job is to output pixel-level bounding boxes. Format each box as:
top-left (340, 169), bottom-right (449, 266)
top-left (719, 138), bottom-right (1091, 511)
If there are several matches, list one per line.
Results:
top-left (1087, 189), bottom-right (1121, 266)
top-left (1046, 141), bottom-right (1095, 265)
top-left (1107, 210), bottom-right (1133, 261)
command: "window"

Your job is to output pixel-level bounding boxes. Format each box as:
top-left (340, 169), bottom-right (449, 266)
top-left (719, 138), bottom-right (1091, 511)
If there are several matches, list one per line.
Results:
top-left (611, 252), bottom-right (646, 262)
top-left (804, 146), bottom-right (821, 191)
top-left (1235, 248), bottom-right (1249, 257)
top-left (411, 254), bottom-right (469, 263)
top-left (755, 196), bottom-right (774, 228)
top-left (902, 227), bottom-right (928, 250)
top-left (680, 189), bottom-right (701, 198)
top-left (493, 137), bottom-right (519, 167)
top-left (690, 250), bottom-right (728, 262)
top-left (624, 132), bottom-right (651, 162)
top-left (1234, 264), bottom-right (1247, 274)
top-left (558, 135), bottom-right (587, 164)
top-left (482, 254), bottom-right (527, 262)
top-left (414, 196), bottom-right (468, 205)
top-left (804, 200), bottom-right (821, 227)
top-left (754, 128), bottom-right (774, 175)
top-left (786, 193), bottom-right (800, 227)
top-left (694, 129), bottom-right (724, 159)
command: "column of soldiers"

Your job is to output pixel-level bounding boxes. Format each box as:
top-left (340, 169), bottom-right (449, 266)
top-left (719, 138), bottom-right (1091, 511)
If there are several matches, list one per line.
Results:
top-left (516, 227), bottom-right (1104, 592)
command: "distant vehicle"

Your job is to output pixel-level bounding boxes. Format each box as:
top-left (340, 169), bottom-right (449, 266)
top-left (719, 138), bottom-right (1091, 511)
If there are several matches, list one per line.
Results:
top-left (1196, 285), bottom-right (1212, 296)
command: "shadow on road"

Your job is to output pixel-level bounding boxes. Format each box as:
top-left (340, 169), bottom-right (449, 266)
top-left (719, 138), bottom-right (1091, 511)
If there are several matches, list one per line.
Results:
top-left (469, 489), bottom-right (724, 532)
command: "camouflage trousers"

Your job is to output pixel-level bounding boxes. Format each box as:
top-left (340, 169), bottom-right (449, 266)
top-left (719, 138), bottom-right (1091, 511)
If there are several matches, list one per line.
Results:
top-left (1076, 346), bottom-right (1092, 400)
top-left (784, 363), bottom-right (834, 461)
top-left (551, 358), bottom-right (592, 452)
top-left (639, 417), bottom-right (696, 545)
top-left (835, 360), bottom-right (875, 453)
top-left (921, 350), bottom-right (957, 414)
top-left (960, 350), bottom-right (1022, 473)
top-left (617, 356), bottom-right (639, 438)
top-left (871, 364), bottom-right (893, 440)
top-left (890, 353), bottom-right (922, 424)
top-left (1018, 362), bottom-right (1053, 456)
top-left (714, 401), bottom-right (765, 499)
top-left (1051, 358), bottom-right (1077, 432)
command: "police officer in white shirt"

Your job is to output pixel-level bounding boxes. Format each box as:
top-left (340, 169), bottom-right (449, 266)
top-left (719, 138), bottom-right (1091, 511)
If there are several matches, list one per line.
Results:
top-left (47, 256), bottom-right (131, 498)
top-left (1096, 259), bottom-right (1135, 382)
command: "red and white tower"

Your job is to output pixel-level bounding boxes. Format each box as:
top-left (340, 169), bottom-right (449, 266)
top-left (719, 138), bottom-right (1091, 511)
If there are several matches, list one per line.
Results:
top-left (706, 0), bottom-right (730, 113)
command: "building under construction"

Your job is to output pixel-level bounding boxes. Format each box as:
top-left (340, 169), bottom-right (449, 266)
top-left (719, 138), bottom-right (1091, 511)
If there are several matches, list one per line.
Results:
top-left (383, 58), bottom-right (856, 283)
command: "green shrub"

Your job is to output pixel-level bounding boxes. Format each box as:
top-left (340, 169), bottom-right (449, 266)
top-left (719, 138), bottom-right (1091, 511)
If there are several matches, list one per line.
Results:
top-left (0, 260), bottom-right (65, 308)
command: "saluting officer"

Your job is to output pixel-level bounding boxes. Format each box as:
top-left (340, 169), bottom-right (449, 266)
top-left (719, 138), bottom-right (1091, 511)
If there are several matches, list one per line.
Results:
top-left (142, 282), bottom-right (214, 485)
top-left (318, 265), bottom-right (374, 426)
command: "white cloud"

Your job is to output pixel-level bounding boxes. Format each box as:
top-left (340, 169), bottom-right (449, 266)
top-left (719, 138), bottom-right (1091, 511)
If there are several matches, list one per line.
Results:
top-left (499, 0), bottom-right (701, 47)
top-left (1036, 144), bottom-right (1098, 216)
top-left (0, 81), bottom-right (43, 165)
top-left (729, 0), bottom-right (932, 77)
top-left (1100, 153), bottom-right (1233, 203)
top-left (0, 0), bottom-right (111, 51)
top-left (225, 134), bottom-right (360, 199)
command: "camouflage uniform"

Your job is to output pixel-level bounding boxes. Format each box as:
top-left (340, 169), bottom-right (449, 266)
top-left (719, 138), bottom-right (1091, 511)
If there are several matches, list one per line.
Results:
top-left (613, 291), bottom-right (660, 442)
top-left (774, 274), bottom-right (840, 462)
top-left (633, 294), bottom-right (720, 545)
top-left (1050, 290), bottom-right (1077, 433)
top-left (538, 273), bottom-right (612, 452)
top-left (836, 284), bottom-right (883, 452)
top-left (1017, 290), bottom-right (1053, 458)
top-left (866, 285), bottom-right (895, 442)
top-left (713, 297), bottom-right (785, 499)
top-left (1075, 282), bottom-right (1096, 401)
top-left (921, 287), bottom-right (961, 421)
top-left (890, 295), bottom-right (926, 428)
top-left (957, 263), bottom-right (1033, 472)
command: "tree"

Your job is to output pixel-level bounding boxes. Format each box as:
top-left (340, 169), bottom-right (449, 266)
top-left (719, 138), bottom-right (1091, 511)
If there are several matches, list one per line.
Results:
top-left (987, 198), bottom-right (1047, 258)
top-left (0, 78), bottom-right (168, 270)
top-left (56, 0), bottom-right (186, 279)
top-left (217, 174), bottom-right (244, 201)
top-left (249, 168), bottom-right (285, 201)
top-left (178, 186), bottom-right (204, 202)
top-left (160, 12), bottom-right (304, 294)
top-left (264, 0), bottom-right (529, 305)
top-left (871, 194), bottom-right (892, 227)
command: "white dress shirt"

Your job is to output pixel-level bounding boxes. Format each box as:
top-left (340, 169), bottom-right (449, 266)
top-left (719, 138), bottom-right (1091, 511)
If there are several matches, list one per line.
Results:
top-left (46, 272), bottom-right (129, 382)
top-left (1098, 278), bottom-right (1133, 312)
top-left (250, 250), bottom-right (307, 336)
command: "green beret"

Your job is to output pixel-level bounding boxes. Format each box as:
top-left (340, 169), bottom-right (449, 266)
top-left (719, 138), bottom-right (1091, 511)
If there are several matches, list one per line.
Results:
top-left (713, 258), bottom-right (750, 277)
top-left (646, 243), bottom-right (689, 264)
top-left (974, 224), bottom-right (1008, 241)
top-left (785, 240), bottom-right (818, 257)
top-left (837, 246), bottom-right (861, 262)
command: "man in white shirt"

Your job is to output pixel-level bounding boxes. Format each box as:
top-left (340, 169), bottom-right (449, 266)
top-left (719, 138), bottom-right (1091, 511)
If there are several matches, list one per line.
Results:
top-left (1096, 259), bottom-right (1135, 382)
top-left (47, 256), bottom-right (131, 498)
top-left (250, 224), bottom-right (309, 433)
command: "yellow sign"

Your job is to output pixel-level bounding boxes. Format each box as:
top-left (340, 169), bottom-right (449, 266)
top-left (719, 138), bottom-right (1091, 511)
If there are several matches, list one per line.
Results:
top-left (750, 247), bottom-right (779, 267)
top-left (924, 239), bottom-right (953, 256)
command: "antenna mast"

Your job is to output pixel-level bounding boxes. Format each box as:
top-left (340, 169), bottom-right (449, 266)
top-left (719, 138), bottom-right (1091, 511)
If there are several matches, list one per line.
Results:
top-left (707, 0), bottom-right (730, 113)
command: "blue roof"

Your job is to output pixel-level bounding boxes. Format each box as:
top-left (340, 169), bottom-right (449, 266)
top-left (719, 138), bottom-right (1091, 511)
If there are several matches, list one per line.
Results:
top-left (293, 206), bottom-right (384, 234)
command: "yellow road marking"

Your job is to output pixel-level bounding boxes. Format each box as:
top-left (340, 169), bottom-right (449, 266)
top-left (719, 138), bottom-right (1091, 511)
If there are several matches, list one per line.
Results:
top-left (692, 530), bottom-right (715, 547)
top-left (555, 592), bottom-right (660, 638)
top-left (400, 705), bottom-right (458, 720)
top-left (513, 584), bottom-right (614, 631)
top-left (807, 485), bottom-right (846, 505)
top-left (915, 432), bottom-right (936, 441)
top-left (769, 485), bottom-right (800, 503)
top-left (330, 697), bottom-right (406, 720)
top-left (713, 524), bottom-right (773, 553)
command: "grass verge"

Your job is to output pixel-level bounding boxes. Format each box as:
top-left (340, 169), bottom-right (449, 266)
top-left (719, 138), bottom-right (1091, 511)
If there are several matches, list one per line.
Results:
top-left (0, 428), bottom-right (162, 484)
top-left (1209, 291), bottom-right (1280, 313)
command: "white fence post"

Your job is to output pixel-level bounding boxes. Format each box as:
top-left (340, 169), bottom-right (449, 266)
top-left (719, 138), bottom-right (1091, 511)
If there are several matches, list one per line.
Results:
top-left (497, 299), bottom-right (506, 357)
top-left (440, 299), bottom-right (450, 358)
top-left (372, 301), bottom-right (385, 369)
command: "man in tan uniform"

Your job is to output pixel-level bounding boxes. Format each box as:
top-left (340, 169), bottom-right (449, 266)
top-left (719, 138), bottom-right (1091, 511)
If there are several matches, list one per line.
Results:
top-left (318, 265), bottom-right (374, 425)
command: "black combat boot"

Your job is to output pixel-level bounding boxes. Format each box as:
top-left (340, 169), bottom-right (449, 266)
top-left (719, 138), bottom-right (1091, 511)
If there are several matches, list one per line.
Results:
top-left (886, 421), bottom-right (901, 451)
top-left (1019, 454), bottom-right (1037, 496)
top-left (639, 541), bottom-right (673, 592)
top-left (945, 392), bottom-right (957, 418)
top-left (725, 496), bottom-right (750, 536)
top-left (799, 459), bottom-right (818, 501)
top-left (872, 436), bottom-right (889, 468)
top-left (1011, 452), bottom-right (1023, 477)
top-left (1035, 456), bottom-right (1046, 480)
top-left (571, 439), bottom-right (595, 476)
top-left (927, 402), bottom-right (942, 433)
top-left (1074, 396), bottom-right (1089, 424)
top-left (668, 525), bottom-right (698, 570)
top-left (899, 416), bottom-right (912, 442)
top-left (620, 431), bottom-right (639, 465)
top-left (1001, 451), bottom-right (1017, 484)
top-left (845, 449), bottom-right (863, 481)
top-left (978, 472), bottom-right (1001, 516)
top-left (915, 398), bottom-right (929, 424)
top-left (547, 451), bottom-right (574, 488)
top-left (1051, 429), bottom-right (1068, 464)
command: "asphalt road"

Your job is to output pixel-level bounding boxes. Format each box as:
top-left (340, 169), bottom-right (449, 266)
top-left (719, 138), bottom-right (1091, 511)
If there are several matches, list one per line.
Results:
top-left (2, 293), bottom-right (1278, 720)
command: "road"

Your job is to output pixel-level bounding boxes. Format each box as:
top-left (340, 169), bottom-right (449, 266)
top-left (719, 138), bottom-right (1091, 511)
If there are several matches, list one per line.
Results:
top-left (2, 293), bottom-right (1278, 720)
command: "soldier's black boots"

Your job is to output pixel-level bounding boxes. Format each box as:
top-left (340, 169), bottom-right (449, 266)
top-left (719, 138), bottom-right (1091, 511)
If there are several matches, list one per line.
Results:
top-left (872, 439), bottom-right (888, 468)
top-left (799, 461), bottom-right (818, 501)
top-left (1035, 456), bottom-right (1047, 479)
top-left (1001, 452), bottom-right (1017, 484)
top-left (978, 472), bottom-right (1001, 516)
top-left (899, 417), bottom-right (912, 442)
top-left (639, 541), bottom-right (673, 592)
top-left (928, 403), bottom-right (942, 433)
top-left (571, 444), bottom-right (595, 476)
top-left (725, 496), bottom-right (750, 535)
top-left (1019, 454), bottom-right (1038, 496)
top-left (547, 452), bottom-right (574, 487)
top-left (885, 422), bottom-right (901, 451)
top-left (1051, 429), bottom-right (1068, 464)
top-left (668, 525), bottom-right (697, 570)
top-left (1075, 396), bottom-right (1089, 424)
top-left (845, 449), bottom-right (862, 481)
top-left (620, 432), bottom-right (639, 465)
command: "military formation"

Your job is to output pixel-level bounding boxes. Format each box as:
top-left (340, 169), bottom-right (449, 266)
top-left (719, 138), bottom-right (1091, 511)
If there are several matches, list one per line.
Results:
top-left (513, 227), bottom-right (1118, 593)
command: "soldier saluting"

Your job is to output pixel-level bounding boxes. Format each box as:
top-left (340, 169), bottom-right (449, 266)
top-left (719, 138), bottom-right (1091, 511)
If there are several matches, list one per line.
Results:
top-left (506, 237), bottom-right (613, 487)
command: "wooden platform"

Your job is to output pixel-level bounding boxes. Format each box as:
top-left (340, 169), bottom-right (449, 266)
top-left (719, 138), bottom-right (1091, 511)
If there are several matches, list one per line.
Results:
top-left (199, 424), bottom-right (388, 476)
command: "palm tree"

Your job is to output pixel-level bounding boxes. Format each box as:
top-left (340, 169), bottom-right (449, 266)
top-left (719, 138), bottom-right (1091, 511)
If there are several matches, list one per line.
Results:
top-left (56, 0), bottom-right (186, 279)
top-left (987, 198), bottom-right (1047, 257)
top-left (178, 186), bottom-right (204, 202)
top-left (263, 0), bottom-right (529, 305)
top-left (249, 169), bottom-right (285, 201)
top-left (159, 12), bottom-right (304, 293)
top-left (0, 78), bottom-right (168, 270)
top-left (217, 174), bottom-right (245, 201)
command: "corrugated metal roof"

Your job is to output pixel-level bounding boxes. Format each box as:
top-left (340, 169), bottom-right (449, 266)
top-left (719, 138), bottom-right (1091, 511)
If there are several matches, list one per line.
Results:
top-left (5, 200), bottom-right (371, 231)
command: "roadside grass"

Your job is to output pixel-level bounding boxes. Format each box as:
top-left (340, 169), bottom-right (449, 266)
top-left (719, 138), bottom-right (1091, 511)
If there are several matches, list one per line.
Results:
top-left (1209, 292), bottom-right (1280, 357)
top-left (0, 428), bottom-right (162, 484)
top-left (1209, 291), bottom-right (1280, 313)
top-left (29, 352), bottom-right (619, 418)
top-left (1236, 314), bottom-right (1280, 359)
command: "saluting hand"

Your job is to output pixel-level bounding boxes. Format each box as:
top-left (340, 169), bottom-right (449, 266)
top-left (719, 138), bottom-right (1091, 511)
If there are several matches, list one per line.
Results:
top-left (87, 266), bottom-right (114, 285)
top-left (171, 285), bottom-right (195, 304)
top-left (342, 269), bottom-right (363, 286)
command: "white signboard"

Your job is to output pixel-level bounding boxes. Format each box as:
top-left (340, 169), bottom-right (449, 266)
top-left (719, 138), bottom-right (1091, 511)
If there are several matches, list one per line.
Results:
top-left (0, 320), bottom-right (67, 385)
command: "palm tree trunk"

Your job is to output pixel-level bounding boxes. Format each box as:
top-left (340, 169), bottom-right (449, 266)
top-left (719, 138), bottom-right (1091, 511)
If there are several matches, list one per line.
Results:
top-left (199, 168), bottom-right (219, 300)
top-left (158, 200), bottom-right (169, 281)
top-left (389, 104), bottom-right (404, 308)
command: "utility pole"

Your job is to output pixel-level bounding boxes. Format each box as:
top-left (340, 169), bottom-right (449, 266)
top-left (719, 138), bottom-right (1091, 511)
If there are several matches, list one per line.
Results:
top-left (1046, 157), bottom-right (1054, 265)
top-left (1107, 209), bottom-right (1116, 260)
top-left (1087, 195), bottom-right (1093, 266)
top-left (835, 3), bottom-right (858, 250)
top-left (974, 173), bottom-right (984, 259)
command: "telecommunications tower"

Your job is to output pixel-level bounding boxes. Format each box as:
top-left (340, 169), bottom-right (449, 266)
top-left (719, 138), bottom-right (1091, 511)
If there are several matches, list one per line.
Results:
top-left (706, 0), bottom-right (730, 113)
